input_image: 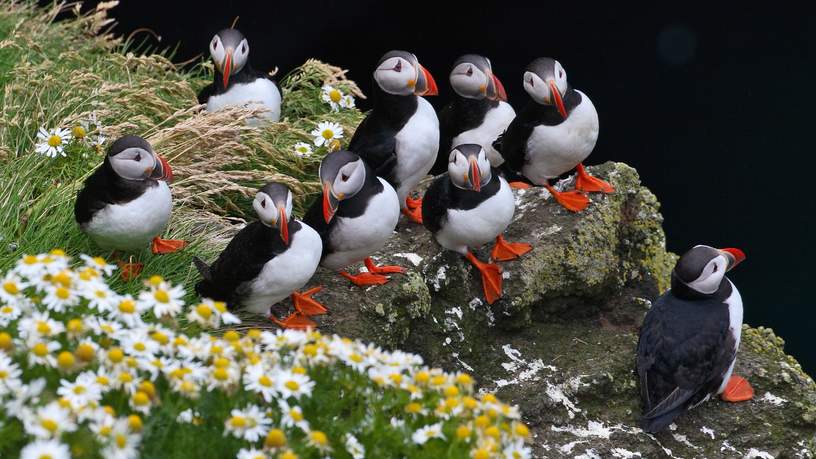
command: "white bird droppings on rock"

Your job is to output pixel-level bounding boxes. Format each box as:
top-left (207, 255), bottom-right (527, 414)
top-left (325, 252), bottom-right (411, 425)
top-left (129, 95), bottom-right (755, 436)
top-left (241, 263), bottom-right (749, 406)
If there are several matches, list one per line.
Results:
top-left (760, 391), bottom-right (788, 406)
top-left (393, 252), bottom-right (423, 266)
top-left (575, 448), bottom-right (602, 459)
top-left (700, 426), bottom-right (715, 439)
top-left (432, 265), bottom-right (447, 291)
top-left (611, 448), bottom-right (642, 458)
top-left (558, 440), bottom-right (586, 454)
top-left (745, 448), bottom-right (775, 459)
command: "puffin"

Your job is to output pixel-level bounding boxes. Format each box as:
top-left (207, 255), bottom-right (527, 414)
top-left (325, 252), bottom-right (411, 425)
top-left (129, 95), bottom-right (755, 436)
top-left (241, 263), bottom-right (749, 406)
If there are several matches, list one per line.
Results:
top-left (348, 50), bottom-right (439, 224)
top-left (74, 135), bottom-right (185, 279)
top-left (637, 245), bottom-right (753, 433)
top-left (421, 144), bottom-right (531, 304)
top-left (193, 182), bottom-right (325, 329)
top-left (197, 28), bottom-right (282, 123)
top-left (431, 54), bottom-right (514, 175)
top-left (302, 149), bottom-right (404, 287)
top-left (494, 57), bottom-right (613, 212)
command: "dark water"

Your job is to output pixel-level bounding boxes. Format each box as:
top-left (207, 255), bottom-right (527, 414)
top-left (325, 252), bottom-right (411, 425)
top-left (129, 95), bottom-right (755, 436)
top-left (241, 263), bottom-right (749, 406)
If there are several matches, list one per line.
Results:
top-left (70, 2), bottom-right (815, 373)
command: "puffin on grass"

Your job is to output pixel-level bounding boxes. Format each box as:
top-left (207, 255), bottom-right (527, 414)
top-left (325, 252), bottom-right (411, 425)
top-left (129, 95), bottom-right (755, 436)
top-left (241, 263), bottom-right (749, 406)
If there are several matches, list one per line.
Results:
top-left (303, 149), bottom-right (404, 287)
top-left (432, 54), bottom-right (514, 175)
top-left (74, 135), bottom-right (186, 279)
top-left (637, 245), bottom-right (753, 433)
top-left (422, 144), bottom-right (531, 304)
top-left (494, 57), bottom-right (612, 212)
top-left (193, 182), bottom-right (325, 329)
top-left (197, 28), bottom-right (282, 123)
top-left (348, 50), bottom-right (439, 224)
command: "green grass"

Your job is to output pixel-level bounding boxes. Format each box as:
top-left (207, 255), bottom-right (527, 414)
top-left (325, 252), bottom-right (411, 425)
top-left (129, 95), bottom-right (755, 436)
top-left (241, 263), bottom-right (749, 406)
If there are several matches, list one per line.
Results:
top-left (0, 1), bottom-right (365, 301)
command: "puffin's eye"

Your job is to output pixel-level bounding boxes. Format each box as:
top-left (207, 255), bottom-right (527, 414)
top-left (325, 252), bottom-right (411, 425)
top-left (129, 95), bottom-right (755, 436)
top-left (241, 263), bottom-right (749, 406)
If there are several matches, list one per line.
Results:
top-left (133, 153), bottom-right (141, 162)
top-left (712, 264), bottom-right (718, 273)
top-left (241, 43), bottom-right (247, 54)
top-left (466, 66), bottom-right (473, 76)
top-left (394, 61), bottom-right (402, 72)
top-left (341, 173), bottom-right (349, 182)
top-left (529, 77), bottom-right (534, 87)
top-left (260, 199), bottom-right (266, 208)
top-left (212, 40), bottom-right (218, 49)
top-left (559, 70), bottom-right (564, 78)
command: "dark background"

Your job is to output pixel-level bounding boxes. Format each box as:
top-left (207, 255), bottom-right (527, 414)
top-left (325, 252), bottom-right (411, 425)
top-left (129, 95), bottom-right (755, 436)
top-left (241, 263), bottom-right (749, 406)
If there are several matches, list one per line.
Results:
top-left (71, 2), bottom-right (815, 372)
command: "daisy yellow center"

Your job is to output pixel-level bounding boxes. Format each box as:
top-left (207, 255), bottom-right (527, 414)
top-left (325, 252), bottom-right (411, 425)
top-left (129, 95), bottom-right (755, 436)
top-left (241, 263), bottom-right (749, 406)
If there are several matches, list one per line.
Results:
top-left (290, 409), bottom-right (303, 422)
top-left (213, 357), bottom-right (229, 368)
top-left (101, 324), bottom-right (114, 334)
top-left (482, 393), bottom-right (497, 403)
top-left (118, 300), bottom-right (135, 314)
top-left (3, 282), bottom-right (19, 295)
top-left (405, 402), bottom-right (421, 414)
top-left (229, 415), bottom-right (246, 428)
top-left (41, 418), bottom-right (59, 432)
top-left (115, 434), bottom-right (127, 448)
top-left (72, 126), bottom-right (87, 138)
top-left (73, 385), bottom-right (86, 395)
top-left (475, 415), bottom-right (490, 428)
top-left (280, 452), bottom-right (298, 459)
top-left (57, 351), bottom-right (75, 368)
top-left (213, 368), bottom-right (229, 381)
top-left (53, 271), bottom-right (72, 287)
top-left (119, 372), bottom-right (133, 383)
top-left (132, 391), bottom-right (149, 405)
top-left (415, 371), bottom-right (429, 383)
top-left (456, 425), bottom-right (471, 439)
top-left (0, 332), bottom-right (11, 350)
top-left (67, 319), bottom-right (83, 333)
top-left (93, 256), bottom-right (107, 266)
top-left (223, 330), bottom-right (240, 342)
top-left (457, 373), bottom-right (473, 385)
top-left (214, 302), bottom-right (227, 313)
top-left (284, 380), bottom-right (300, 391)
top-left (265, 428), bottom-right (287, 447)
top-left (148, 275), bottom-right (163, 287)
top-left (431, 375), bottom-right (447, 386)
top-left (310, 430), bottom-right (328, 446)
top-left (96, 375), bottom-right (110, 385)
top-left (23, 255), bottom-right (38, 265)
top-left (0, 306), bottom-right (11, 314)
top-left (292, 366), bottom-right (306, 375)
top-left (514, 423), bottom-right (530, 437)
top-left (485, 425), bottom-right (501, 439)
top-left (445, 385), bottom-right (459, 397)
top-left (32, 342), bottom-right (49, 357)
top-left (128, 415), bottom-right (143, 431)
top-left (195, 304), bottom-right (212, 319)
top-left (48, 135), bottom-right (62, 147)
top-left (258, 375), bottom-right (273, 387)
top-left (133, 342), bottom-right (146, 352)
top-left (36, 321), bottom-right (51, 334)
top-left (329, 89), bottom-right (342, 103)
top-left (0, 370), bottom-right (7, 379)
top-left (321, 129), bottom-right (334, 140)
top-left (103, 405), bottom-right (115, 416)
top-left (389, 373), bottom-right (403, 384)
top-left (154, 290), bottom-right (169, 303)
top-left (108, 348), bottom-right (124, 363)
top-left (99, 425), bottom-right (112, 436)
top-left (181, 381), bottom-right (196, 392)
top-left (55, 287), bottom-right (70, 300)
top-left (472, 449), bottom-right (490, 459)
top-left (349, 353), bottom-right (363, 363)
top-left (95, 290), bottom-right (107, 298)
top-left (151, 332), bottom-right (168, 344)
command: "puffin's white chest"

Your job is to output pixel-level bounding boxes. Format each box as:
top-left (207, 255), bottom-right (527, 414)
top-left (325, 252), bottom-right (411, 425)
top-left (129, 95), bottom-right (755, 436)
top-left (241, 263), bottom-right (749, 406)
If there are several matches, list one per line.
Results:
top-left (206, 78), bottom-right (282, 123)
top-left (522, 90), bottom-right (599, 184)
top-left (393, 97), bottom-right (439, 203)
top-left (241, 223), bottom-right (322, 314)
top-left (452, 101), bottom-right (515, 167)
top-left (83, 181), bottom-right (172, 252)
top-left (717, 282), bottom-right (744, 394)
top-left (322, 178), bottom-right (400, 271)
top-left (435, 177), bottom-right (515, 255)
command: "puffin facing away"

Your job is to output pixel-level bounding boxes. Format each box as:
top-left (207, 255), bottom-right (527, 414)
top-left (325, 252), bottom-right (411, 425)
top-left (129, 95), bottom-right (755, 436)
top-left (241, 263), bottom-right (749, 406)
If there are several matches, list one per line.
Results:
top-left (194, 182), bottom-right (325, 329)
top-left (637, 245), bottom-right (753, 433)
top-left (494, 57), bottom-right (612, 212)
top-left (303, 150), bottom-right (404, 287)
top-left (197, 28), bottom-right (282, 123)
top-left (432, 54), bottom-right (514, 175)
top-left (348, 50), bottom-right (439, 224)
top-left (74, 135), bottom-right (186, 279)
top-left (422, 144), bottom-right (531, 304)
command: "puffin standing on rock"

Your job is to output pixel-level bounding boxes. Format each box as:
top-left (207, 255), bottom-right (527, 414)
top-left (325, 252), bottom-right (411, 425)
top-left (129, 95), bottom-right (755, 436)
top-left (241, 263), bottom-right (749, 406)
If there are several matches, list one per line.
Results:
top-left (197, 28), bottom-right (282, 123)
top-left (422, 144), bottom-right (531, 304)
top-left (348, 50), bottom-right (439, 224)
top-left (637, 245), bottom-right (753, 433)
top-left (303, 150), bottom-right (405, 287)
top-left (193, 182), bottom-right (325, 329)
top-left (432, 54), bottom-right (514, 175)
top-left (495, 57), bottom-right (612, 212)
top-left (74, 135), bottom-right (186, 279)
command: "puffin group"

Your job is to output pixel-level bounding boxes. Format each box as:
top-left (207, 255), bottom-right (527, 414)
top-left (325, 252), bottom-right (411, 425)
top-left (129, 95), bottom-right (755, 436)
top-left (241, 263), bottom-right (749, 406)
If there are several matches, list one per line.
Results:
top-left (72, 27), bottom-right (753, 432)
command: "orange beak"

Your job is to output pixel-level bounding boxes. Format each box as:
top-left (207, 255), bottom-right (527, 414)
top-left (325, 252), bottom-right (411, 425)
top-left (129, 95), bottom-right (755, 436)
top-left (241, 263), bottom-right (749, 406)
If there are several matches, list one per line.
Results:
top-left (150, 155), bottom-right (173, 182)
top-left (491, 74), bottom-right (507, 101)
top-left (469, 157), bottom-right (481, 192)
top-left (417, 64), bottom-right (438, 96)
top-left (549, 80), bottom-right (567, 119)
top-left (222, 50), bottom-right (233, 88)
top-left (719, 248), bottom-right (746, 271)
top-left (278, 206), bottom-right (289, 245)
top-left (322, 183), bottom-right (338, 223)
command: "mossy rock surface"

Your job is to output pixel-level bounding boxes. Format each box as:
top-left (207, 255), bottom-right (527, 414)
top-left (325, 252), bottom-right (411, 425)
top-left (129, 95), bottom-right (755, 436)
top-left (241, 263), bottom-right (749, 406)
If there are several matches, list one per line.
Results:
top-left (241, 162), bottom-right (816, 457)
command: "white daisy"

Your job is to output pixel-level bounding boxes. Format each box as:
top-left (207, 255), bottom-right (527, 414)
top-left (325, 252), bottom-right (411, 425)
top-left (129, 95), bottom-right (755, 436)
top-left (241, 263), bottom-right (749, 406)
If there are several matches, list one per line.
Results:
top-left (0, 353), bottom-right (23, 397)
top-left (310, 121), bottom-right (344, 147)
top-left (412, 422), bottom-right (446, 445)
top-left (41, 283), bottom-right (80, 313)
top-left (176, 408), bottom-right (198, 424)
top-left (223, 405), bottom-right (270, 442)
top-left (340, 94), bottom-right (356, 109)
top-left (27, 340), bottom-right (61, 368)
top-left (109, 295), bottom-right (146, 328)
top-left (35, 127), bottom-right (71, 158)
top-left (3, 378), bottom-right (46, 416)
top-left (13, 254), bottom-right (50, 279)
top-left (18, 311), bottom-right (65, 343)
top-left (321, 84), bottom-right (344, 111)
top-left (345, 433), bottom-right (366, 459)
top-left (293, 141), bottom-right (313, 158)
top-left (102, 418), bottom-right (141, 459)
top-left (276, 369), bottom-right (315, 400)
top-left (243, 363), bottom-right (279, 402)
top-left (88, 317), bottom-right (123, 338)
top-left (82, 282), bottom-right (119, 313)
top-left (57, 374), bottom-right (103, 409)
top-left (80, 254), bottom-right (118, 276)
top-left (20, 438), bottom-right (71, 459)
top-left (503, 440), bottom-right (532, 459)
top-left (0, 272), bottom-right (27, 303)
top-left (0, 301), bottom-right (23, 327)
top-left (278, 399), bottom-right (310, 432)
top-left (206, 361), bottom-right (241, 391)
top-left (138, 281), bottom-right (185, 319)
top-left (237, 448), bottom-right (268, 459)
top-left (22, 402), bottom-right (77, 439)
top-left (120, 329), bottom-right (159, 359)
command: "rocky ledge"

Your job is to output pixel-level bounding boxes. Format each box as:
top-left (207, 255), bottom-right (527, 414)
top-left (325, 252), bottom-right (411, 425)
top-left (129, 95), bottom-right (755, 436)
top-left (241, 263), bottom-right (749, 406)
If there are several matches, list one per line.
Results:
top-left (242, 162), bottom-right (816, 457)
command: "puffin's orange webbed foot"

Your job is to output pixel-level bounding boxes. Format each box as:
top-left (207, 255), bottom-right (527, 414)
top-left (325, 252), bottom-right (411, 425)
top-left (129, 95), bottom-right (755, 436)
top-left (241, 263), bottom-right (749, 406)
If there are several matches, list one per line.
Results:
top-left (509, 181), bottom-right (532, 190)
top-left (544, 184), bottom-right (589, 212)
top-left (465, 251), bottom-right (503, 304)
top-left (117, 262), bottom-right (143, 281)
top-left (364, 257), bottom-right (406, 275)
top-left (575, 163), bottom-right (614, 194)
top-left (291, 287), bottom-right (327, 317)
top-left (339, 270), bottom-right (390, 287)
top-left (151, 237), bottom-right (187, 254)
top-left (490, 235), bottom-right (533, 262)
top-left (721, 374), bottom-right (754, 402)
top-left (401, 205), bottom-right (424, 224)
top-left (271, 312), bottom-right (317, 330)
top-left (405, 196), bottom-right (423, 210)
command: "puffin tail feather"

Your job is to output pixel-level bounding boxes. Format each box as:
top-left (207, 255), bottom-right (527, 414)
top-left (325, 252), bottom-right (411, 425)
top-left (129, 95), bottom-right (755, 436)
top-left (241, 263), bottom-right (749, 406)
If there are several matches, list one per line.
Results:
top-left (640, 407), bottom-right (682, 434)
top-left (192, 257), bottom-right (211, 281)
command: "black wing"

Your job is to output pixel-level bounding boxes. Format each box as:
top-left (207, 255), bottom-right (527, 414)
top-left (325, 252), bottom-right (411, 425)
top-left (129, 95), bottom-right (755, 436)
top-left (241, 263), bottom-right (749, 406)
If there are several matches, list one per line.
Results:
top-left (636, 294), bottom-right (736, 433)
top-left (431, 102), bottom-right (457, 176)
top-left (197, 84), bottom-right (215, 105)
top-left (194, 221), bottom-right (290, 307)
top-left (421, 174), bottom-right (451, 234)
top-left (74, 162), bottom-right (148, 225)
top-left (348, 113), bottom-right (399, 183)
top-left (302, 198), bottom-right (334, 261)
top-left (493, 102), bottom-right (539, 173)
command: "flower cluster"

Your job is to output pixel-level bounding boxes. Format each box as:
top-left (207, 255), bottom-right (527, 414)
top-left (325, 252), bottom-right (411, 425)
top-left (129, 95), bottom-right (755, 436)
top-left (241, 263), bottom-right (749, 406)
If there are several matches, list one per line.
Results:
top-left (320, 84), bottom-right (355, 112)
top-left (0, 251), bottom-right (530, 458)
top-left (35, 114), bottom-right (106, 159)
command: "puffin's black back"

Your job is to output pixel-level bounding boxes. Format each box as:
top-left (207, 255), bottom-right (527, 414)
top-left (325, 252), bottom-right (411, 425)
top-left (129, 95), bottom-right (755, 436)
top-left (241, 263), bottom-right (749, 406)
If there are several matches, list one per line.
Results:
top-left (636, 283), bottom-right (736, 433)
top-left (493, 89), bottom-right (582, 173)
top-left (74, 158), bottom-right (156, 225)
top-left (302, 161), bottom-right (384, 260)
top-left (421, 169), bottom-right (502, 234)
top-left (194, 219), bottom-right (301, 308)
top-left (432, 97), bottom-right (500, 175)
top-left (347, 82), bottom-right (417, 184)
